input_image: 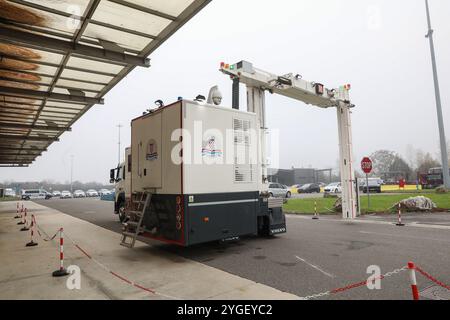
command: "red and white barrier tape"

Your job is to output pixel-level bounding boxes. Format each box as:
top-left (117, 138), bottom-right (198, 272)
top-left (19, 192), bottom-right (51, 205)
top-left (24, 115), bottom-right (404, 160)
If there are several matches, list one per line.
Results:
top-left (414, 265), bottom-right (450, 291)
top-left (300, 263), bottom-right (449, 300)
top-left (32, 216), bottom-right (178, 300)
top-left (299, 266), bottom-right (408, 300)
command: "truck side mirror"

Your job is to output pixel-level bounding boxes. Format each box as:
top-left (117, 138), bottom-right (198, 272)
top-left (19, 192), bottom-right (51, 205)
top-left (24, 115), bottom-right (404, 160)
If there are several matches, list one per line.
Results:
top-left (110, 169), bottom-right (115, 183)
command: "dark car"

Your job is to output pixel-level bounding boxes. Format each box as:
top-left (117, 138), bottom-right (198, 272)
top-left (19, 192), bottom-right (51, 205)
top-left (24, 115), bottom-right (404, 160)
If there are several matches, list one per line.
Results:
top-left (298, 183), bottom-right (321, 194)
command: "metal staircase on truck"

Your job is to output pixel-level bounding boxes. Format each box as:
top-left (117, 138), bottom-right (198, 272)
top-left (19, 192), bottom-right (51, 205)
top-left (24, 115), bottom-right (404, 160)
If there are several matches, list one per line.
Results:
top-left (120, 192), bottom-right (152, 248)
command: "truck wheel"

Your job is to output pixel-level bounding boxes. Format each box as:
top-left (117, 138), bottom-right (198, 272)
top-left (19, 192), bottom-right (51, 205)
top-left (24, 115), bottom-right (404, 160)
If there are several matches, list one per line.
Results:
top-left (258, 216), bottom-right (271, 237)
top-left (286, 191), bottom-right (291, 198)
top-left (118, 204), bottom-right (127, 223)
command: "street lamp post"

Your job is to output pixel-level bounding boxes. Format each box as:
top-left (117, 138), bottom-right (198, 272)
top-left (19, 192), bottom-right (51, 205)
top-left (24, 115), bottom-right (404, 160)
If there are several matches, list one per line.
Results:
top-left (117, 124), bottom-right (123, 165)
top-left (425, 0), bottom-right (450, 188)
top-left (70, 155), bottom-right (74, 193)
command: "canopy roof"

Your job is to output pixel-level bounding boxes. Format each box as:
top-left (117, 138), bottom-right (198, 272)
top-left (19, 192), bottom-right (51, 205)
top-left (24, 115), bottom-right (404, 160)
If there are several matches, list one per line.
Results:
top-left (0, 0), bottom-right (210, 167)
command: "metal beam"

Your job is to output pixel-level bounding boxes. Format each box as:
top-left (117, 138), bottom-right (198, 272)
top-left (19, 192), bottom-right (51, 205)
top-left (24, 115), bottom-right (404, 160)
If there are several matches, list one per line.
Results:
top-left (0, 151), bottom-right (42, 157)
top-left (0, 156), bottom-right (37, 160)
top-left (0, 164), bottom-right (29, 167)
top-left (0, 161), bottom-right (32, 167)
top-left (0, 123), bottom-right (71, 132)
top-left (0, 134), bottom-right (59, 142)
top-left (0, 28), bottom-right (150, 67)
top-left (0, 87), bottom-right (104, 105)
top-left (1, 105), bottom-right (75, 115)
top-left (0, 146), bottom-right (47, 152)
top-left (0, 163), bottom-right (32, 165)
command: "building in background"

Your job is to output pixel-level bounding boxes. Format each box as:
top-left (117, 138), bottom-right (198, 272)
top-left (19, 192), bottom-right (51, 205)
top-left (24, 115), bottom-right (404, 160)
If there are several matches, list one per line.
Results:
top-left (268, 168), bottom-right (334, 186)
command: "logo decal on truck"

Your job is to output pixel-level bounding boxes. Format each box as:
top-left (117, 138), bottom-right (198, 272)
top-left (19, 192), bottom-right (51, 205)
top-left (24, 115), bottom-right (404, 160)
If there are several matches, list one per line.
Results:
top-left (202, 136), bottom-right (223, 158)
top-left (146, 140), bottom-right (158, 161)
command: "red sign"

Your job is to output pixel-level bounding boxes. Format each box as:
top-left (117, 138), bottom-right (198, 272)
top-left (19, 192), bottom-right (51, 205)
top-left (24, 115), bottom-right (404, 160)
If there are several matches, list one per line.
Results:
top-left (361, 157), bottom-right (373, 174)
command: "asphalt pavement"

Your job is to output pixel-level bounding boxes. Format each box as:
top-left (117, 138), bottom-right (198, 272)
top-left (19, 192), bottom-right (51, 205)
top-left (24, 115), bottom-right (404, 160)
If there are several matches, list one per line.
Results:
top-left (35, 198), bottom-right (450, 300)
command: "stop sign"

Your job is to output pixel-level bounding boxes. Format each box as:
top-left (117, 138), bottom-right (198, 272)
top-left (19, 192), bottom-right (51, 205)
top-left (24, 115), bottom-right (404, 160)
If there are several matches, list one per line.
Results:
top-left (361, 157), bottom-right (373, 174)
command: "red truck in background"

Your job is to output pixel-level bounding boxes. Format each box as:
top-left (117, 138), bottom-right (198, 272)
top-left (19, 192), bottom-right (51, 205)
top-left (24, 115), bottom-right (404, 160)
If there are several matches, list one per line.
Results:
top-left (419, 167), bottom-right (450, 189)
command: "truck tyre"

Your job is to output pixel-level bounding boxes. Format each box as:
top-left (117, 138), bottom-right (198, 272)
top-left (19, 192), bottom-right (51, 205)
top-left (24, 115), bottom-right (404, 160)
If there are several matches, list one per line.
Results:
top-left (258, 216), bottom-right (271, 237)
top-left (286, 191), bottom-right (291, 198)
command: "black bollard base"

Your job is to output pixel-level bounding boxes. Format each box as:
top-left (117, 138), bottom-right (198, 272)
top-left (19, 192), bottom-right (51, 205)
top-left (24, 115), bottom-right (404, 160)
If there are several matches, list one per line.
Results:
top-left (312, 216), bottom-right (319, 220)
top-left (14, 216), bottom-right (21, 219)
top-left (52, 269), bottom-right (70, 277)
top-left (26, 241), bottom-right (38, 247)
top-left (396, 223), bottom-right (405, 227)
top-left (17, 221), bottom-right (25, 225)
top-left (20, 227), bottom-right (29, 231)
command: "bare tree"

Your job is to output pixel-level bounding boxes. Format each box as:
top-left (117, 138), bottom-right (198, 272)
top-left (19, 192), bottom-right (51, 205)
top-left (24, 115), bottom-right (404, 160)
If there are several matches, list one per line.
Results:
top-left (417, 151), bottom-right (441, 173)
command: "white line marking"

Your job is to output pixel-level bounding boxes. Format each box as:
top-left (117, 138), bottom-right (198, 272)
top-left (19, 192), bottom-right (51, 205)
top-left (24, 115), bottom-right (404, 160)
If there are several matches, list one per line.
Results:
top-left (359, 231), bottom-right (450, 243)
top-left (188, 199), bottom-right (258, 207)
top-left (287, 214), bottom-right (450, 230)
top-left (295, 256), bottom-right (336, 278)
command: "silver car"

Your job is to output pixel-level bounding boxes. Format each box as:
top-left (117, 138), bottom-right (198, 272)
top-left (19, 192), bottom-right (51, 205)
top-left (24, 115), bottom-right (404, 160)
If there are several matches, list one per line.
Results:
top-left (268, 183), bottom-right (291, 198)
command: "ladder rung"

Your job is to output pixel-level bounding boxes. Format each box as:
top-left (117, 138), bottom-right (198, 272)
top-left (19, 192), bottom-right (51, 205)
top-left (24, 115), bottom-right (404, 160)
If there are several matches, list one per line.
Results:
top-left (128, 211), bottom-right (143, 216)
top-left (125, 221), bottom-right (139, 227)
top-left (120, 242), bottom-right (133, 248)
top-left (122, 232), bottom-right (136, 238)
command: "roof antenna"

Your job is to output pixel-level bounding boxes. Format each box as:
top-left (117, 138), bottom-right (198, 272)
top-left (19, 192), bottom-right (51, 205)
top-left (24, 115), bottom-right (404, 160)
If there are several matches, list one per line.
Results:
top-left (194, 95), bottom-right (206, 102)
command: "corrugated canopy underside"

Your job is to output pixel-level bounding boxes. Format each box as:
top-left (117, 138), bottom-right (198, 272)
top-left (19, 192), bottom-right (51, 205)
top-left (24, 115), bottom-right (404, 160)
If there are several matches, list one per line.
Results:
top-left (0, 0), bottom-right (210, 167)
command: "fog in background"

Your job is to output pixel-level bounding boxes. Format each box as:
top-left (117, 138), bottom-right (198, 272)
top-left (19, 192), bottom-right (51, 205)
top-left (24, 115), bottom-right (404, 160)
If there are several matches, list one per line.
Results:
top-left (1, 0), bottom-right (449, 184)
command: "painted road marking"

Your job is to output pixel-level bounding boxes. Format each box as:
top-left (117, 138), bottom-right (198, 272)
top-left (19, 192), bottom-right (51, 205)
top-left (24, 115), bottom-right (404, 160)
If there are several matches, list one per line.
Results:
top-left (359, 231), bottom-right (450, 243)
top-left (295, 256), bottom-right (336, 279)
top-left (287, 214), bottom-right (450, 230)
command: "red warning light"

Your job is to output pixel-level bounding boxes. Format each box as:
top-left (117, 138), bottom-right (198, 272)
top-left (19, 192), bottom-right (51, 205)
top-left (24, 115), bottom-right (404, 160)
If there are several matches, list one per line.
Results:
top-left (315, 83), bottom-right (324, 95)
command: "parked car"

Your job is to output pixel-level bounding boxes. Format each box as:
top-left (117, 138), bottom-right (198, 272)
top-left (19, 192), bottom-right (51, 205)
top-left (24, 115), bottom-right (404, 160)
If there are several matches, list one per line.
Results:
top-left (359, 178), bottom-right (383, 193)
top-left (52, 190), bottom-right (61, 197)
top-left (73, 190), bottom-right (86, 198)
top-left (324, 182), bottom-right (342, 193)
top-left (298, 183), bottom-right (321, 194)
top-left (86, 189), bottom-right (99, 197)
top-left (60, 191), bottom-right (72, 199)
top-left (21, 189), bottom-right (52, 200)
top-left (4, 188), bottom-right (16, 197)
top-left (98, 189), bottom-right (111, 196)
top-left (268, 183), bottom-right (291, 198)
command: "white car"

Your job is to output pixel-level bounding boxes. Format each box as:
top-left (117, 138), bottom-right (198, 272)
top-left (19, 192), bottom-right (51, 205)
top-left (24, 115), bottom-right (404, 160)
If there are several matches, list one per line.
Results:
top-left (73, 190), bottom-right (86, 198)
top-left (5, 188), bottom-right (16, 197)
top-left (99, 189), bottom-right (111, 196)
top-left (60, 191), bottom-right (72, 199)
top-left (324, 182), bottom-right (342, 194)
top-left (86, 189), bottom-right (99, 197)
top-left (52, 190), bottom-right (61, 197)
top-left (21, 189), bottom-right (52, 200)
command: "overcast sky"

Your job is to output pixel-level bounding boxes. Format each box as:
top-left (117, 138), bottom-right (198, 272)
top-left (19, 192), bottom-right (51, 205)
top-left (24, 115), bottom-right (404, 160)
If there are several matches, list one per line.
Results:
top-left (1, 0), bottom-right (449, 184)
